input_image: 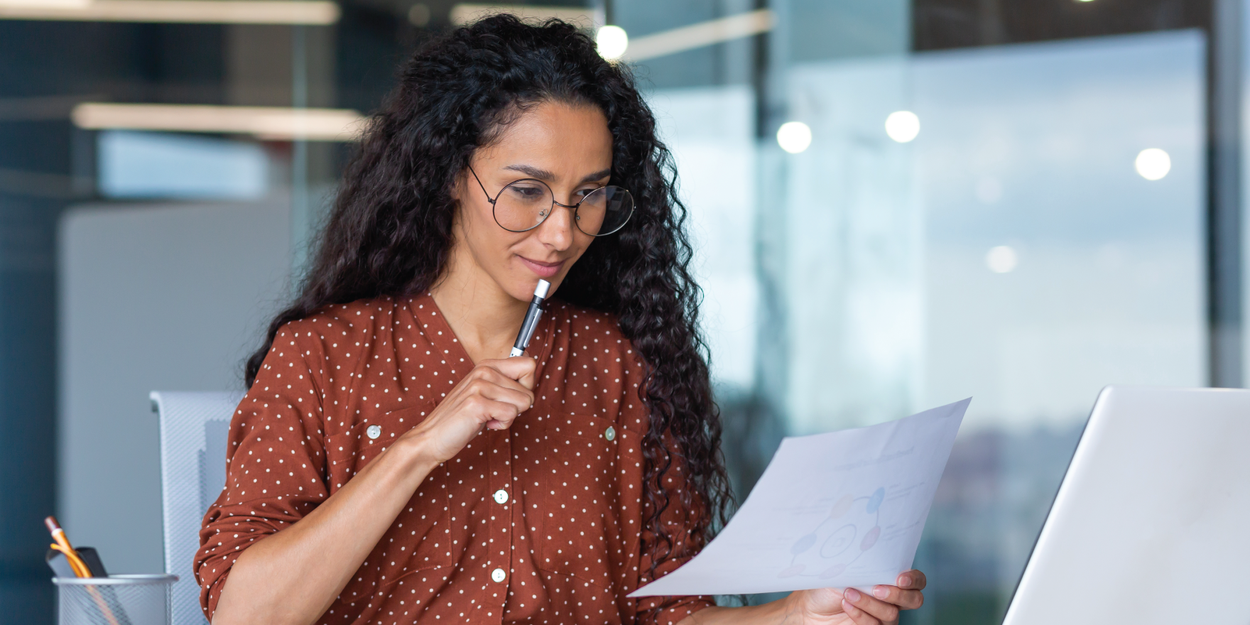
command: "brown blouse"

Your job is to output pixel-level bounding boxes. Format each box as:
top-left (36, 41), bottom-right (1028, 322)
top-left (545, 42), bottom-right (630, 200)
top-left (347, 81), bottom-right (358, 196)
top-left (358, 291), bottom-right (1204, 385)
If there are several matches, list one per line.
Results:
top-left (195, 293), bottom-right (714, 624)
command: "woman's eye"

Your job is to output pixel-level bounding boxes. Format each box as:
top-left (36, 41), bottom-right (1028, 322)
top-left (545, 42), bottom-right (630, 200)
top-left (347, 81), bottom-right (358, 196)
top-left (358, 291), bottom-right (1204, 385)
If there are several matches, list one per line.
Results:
top-left (505, 185), bottom-right (547, 202)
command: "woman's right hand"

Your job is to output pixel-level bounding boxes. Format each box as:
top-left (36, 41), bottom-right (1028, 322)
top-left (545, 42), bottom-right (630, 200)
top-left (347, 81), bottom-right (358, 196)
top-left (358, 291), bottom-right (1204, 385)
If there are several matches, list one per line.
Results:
top-left (400, 356), bottom-right (537, 464)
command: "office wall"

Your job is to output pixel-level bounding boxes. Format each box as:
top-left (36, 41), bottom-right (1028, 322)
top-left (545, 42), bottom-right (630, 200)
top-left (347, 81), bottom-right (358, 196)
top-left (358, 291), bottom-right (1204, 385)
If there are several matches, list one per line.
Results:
top-left (58, 200), bottom-right (290, 574)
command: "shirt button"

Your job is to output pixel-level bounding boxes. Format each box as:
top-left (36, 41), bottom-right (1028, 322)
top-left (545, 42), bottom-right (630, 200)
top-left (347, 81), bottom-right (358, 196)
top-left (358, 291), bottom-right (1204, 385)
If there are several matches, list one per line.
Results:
top-left (492, 489), bottom-right (509, 504)
top-left (490, 568), bottom-right (506, 583)
top-left (366, 425), bottom-right (382, 440)
top-left (604, 426), bottom-right (616, 441)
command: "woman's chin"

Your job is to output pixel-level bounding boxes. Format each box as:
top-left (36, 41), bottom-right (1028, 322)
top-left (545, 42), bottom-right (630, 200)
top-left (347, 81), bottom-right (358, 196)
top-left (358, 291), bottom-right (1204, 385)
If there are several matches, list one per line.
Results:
top-left (496, 274), bottom-right (552, 303)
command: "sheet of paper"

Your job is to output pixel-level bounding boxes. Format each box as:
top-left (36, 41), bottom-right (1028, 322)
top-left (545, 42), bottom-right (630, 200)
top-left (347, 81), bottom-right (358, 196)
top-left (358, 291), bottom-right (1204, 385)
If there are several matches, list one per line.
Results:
top-left (630, 398), bottom-right (969, 597)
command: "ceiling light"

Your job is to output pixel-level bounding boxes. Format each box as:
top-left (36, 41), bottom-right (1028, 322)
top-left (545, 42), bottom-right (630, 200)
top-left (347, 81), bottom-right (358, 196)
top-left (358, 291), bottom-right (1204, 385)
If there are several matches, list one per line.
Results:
top-left (1, 0), bottom-right (91, 8)
top-left (1134, 148), bottom-right (1171, 181)
top-left (776, 121), bottom-right (812, 154)
top-left (407, 3), bottom-right (430, 27)
top-left (72, 103), bottom-right (366, 141)
top-left (622, 9), bottom-right (773, 62)
top-left (885, 111), bottom-right (920, 143)
top-left (596, 25), bottom-right (628, 61)
top-left (448, 3), bottom-right (598, 27)
top-left (0, 0), bottom-right (340, 24)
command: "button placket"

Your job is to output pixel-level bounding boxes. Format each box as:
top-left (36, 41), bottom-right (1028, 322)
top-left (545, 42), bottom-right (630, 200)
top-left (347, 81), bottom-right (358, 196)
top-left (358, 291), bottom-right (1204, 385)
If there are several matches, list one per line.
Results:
top-left (484, 426), bottom-right (514, 620)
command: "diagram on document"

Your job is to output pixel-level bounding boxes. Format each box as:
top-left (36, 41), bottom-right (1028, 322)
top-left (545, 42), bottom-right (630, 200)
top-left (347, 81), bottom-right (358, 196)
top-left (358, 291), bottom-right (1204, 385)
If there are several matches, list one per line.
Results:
top-left (628, 397), bottom-right (969, 597)
top-left (779, 487), bottom-right (885, 579)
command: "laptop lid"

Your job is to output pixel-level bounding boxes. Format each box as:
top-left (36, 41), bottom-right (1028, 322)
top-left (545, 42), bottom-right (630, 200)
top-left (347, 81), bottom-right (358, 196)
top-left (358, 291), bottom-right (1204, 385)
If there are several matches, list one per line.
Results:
top-left (1002, 386), bottom-right (1250, 625)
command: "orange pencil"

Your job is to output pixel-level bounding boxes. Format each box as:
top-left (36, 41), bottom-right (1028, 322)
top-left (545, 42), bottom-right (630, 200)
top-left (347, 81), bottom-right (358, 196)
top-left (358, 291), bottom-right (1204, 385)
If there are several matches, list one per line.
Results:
top-left (45, 516), bottom-right (121, 625)
top-left (45, 516), bottom-right (92, 577)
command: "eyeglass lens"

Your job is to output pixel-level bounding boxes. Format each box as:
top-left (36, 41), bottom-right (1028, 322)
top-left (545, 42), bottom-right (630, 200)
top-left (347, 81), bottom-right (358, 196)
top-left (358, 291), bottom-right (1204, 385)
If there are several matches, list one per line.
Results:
top-left (493, 180), bottom-right (634, 236)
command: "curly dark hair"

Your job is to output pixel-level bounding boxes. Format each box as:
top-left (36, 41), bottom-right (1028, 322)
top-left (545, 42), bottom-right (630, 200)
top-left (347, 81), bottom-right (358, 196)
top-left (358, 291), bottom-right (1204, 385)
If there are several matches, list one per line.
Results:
top-left (244, 14), bottom-right (732, 611)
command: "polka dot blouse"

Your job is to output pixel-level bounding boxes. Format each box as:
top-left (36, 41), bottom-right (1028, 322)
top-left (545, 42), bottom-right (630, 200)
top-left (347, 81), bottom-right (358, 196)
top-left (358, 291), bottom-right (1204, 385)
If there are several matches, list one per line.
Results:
top-left (195, 293), bottom-right (714, 624)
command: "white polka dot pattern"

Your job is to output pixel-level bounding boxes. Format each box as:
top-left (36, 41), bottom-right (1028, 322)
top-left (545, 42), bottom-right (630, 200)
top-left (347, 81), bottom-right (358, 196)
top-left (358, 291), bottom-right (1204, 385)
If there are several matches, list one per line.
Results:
top-left (194, 294), bottom-right (713, 625)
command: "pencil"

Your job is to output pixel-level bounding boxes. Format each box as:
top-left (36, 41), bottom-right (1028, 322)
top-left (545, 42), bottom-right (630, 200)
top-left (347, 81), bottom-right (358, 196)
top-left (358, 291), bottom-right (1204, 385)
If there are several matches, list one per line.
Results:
top-left (45, 516), bottom-right (122, 625)
top-left (45, 516), bottom-right (92, 577)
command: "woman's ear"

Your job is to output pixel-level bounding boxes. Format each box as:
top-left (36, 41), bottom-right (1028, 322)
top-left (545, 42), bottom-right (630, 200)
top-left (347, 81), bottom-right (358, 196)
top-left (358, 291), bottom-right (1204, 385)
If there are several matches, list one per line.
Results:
top-left (448, 170), bottom-right (467, 205)
top-left (447, 173), bottom-right (468, 228)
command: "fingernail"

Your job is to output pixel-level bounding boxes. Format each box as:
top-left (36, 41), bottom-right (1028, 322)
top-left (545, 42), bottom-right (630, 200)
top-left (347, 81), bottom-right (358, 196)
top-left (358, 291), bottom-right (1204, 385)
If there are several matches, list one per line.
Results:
top-left (844, 588), bottom-right (860, 602)
top-left (898, 574), bottom-right (911, 586)
top-left (873, 586), bottom-right (888, 599)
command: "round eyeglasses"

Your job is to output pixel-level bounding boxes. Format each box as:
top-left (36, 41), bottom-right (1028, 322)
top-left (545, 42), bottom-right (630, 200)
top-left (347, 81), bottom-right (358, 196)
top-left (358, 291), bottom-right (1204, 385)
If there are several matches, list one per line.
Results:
top-left (468, 166), bottom-right (634, 236)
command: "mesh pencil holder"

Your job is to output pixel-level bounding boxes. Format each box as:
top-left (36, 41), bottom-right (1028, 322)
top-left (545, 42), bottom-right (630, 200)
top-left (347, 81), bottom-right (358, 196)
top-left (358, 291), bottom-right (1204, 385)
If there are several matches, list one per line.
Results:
top-left (54, 574), bottom-right (178, 625)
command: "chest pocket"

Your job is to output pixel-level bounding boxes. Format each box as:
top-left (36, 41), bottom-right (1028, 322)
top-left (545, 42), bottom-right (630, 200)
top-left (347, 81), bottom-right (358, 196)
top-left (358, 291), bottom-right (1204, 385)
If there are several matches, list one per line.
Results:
top-left (337, 404), bottom-right (454, 605)
top-left (526, 412), bottom-right (624, 584)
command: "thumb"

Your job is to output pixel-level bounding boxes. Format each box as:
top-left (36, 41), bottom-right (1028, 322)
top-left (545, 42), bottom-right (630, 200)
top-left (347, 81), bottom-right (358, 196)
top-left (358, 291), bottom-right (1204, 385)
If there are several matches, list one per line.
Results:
top-left (800, 588), bottom-right (848, 616)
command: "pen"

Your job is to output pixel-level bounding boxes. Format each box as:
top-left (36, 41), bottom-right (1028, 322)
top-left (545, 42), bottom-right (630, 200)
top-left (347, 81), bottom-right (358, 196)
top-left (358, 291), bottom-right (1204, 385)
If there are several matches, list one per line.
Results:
top-left (510, 279), bottom-right (550, 357)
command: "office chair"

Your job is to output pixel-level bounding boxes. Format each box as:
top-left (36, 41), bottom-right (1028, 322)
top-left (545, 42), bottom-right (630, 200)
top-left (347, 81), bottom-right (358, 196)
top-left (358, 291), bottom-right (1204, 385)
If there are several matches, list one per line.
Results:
top-left (151, 391), bottom-right (243, 625)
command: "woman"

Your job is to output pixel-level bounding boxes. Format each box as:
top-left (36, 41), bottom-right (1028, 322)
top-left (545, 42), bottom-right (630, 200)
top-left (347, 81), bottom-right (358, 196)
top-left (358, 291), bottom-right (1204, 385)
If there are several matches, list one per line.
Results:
top-left (195, 15), bottom-right (925, 625)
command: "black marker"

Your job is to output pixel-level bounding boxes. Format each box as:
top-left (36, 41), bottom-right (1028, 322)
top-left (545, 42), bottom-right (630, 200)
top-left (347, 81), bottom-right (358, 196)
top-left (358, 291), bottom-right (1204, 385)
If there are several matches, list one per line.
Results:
top-left (510, 279), bottom-right (550, 357)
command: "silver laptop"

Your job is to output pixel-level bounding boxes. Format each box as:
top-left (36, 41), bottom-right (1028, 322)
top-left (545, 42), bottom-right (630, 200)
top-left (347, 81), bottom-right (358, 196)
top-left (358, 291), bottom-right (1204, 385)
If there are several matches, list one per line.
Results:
top-left (1003, 386), bottom-right (1250, 625)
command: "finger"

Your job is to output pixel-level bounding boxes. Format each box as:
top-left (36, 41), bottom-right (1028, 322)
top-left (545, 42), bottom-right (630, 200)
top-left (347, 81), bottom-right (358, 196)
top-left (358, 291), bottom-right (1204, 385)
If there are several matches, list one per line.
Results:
top-left (896, 569), bottom-right (927, 590)
top-left (840, 591), bottom-right (883, 625)
top-left (479, 357), bottom-right (538, 388)
top-left (469, 367), bottom-right (535, 407)
top-left (478, 383), bottom-right (535, 415)
top-left (515, 356), bottom-right (537, 389)
top-left (871, 585), bottom-right (924, 610)
top-left (467, 396), bottom-right (521, 430)
top-left (843, 587), bottom-right (896, 624)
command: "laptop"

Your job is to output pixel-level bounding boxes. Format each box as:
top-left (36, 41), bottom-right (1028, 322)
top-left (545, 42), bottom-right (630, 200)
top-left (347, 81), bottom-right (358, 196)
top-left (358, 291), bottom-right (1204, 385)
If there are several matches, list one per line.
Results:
top-left (1002, 386), bottom-right (1250, 625)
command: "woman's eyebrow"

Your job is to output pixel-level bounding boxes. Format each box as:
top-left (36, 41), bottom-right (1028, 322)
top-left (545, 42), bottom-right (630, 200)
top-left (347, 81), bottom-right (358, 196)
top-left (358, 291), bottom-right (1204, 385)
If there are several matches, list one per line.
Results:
top-left (503, 164), bottom-right (612, 183)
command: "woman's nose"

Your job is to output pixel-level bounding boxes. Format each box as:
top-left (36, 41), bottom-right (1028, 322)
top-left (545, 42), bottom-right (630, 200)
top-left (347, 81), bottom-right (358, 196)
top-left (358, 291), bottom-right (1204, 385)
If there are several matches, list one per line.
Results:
top-left (536, 202), bottom-right (575, 250)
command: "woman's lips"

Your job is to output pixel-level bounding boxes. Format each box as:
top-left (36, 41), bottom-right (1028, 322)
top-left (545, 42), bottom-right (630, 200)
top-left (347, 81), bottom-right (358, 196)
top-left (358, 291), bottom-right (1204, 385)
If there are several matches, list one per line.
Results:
top-left (518, 256), bottom-right (564, 278)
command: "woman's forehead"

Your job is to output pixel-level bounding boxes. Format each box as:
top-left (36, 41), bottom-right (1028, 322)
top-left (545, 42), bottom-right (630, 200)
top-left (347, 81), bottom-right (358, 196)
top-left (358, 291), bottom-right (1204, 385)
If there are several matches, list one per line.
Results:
top-left (478, 100), bottom-right (613, 179)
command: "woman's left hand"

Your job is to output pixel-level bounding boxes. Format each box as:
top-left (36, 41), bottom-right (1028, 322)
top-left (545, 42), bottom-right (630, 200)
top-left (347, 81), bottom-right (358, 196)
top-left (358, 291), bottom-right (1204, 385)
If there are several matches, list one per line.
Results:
top-left (786, 570), bottom-right (926, 625)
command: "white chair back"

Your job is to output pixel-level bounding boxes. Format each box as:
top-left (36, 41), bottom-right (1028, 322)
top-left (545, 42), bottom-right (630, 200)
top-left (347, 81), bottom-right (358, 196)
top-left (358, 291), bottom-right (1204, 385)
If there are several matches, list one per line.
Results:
top-left (151, 391), bottom-right (243, 625)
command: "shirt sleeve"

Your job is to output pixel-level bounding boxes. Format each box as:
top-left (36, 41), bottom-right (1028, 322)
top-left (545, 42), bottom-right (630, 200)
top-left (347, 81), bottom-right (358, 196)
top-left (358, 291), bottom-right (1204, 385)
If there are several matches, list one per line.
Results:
top-left (194, 323), bottom-right (329, 620)
top-left (635, 440), bottom-right (717, 625)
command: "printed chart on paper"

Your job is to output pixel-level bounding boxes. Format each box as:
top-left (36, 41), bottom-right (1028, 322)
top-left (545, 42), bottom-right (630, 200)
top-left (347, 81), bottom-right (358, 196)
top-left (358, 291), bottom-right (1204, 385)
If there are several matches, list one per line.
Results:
top-left (631, 399), bottom-right (968, 597)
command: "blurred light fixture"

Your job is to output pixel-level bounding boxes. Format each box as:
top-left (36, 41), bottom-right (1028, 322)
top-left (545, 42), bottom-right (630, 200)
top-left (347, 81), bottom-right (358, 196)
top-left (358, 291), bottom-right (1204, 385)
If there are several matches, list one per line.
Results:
top-left (986, 245), bottom-right (1018, 274)
top-left (2, 0), bottom-right (90, 7)
top-left (885, 111), bottom-right (920, 143)
top-left (448, 3), bottom-right (598, 27)
top-left (623, 9), bottom-right (773, 62)
top-left (1134, 148), bottom-right (1171, 180)
top-left (72, 103), bottom-right (366, 141)
top-left (776, 121), bottom-right (812, 154)
top-left (407, 2), bottom-right (430, 26)
top-left (0, 0), bottom-right (339, 24)
top-left (596, 25), bottom-right (628, 61)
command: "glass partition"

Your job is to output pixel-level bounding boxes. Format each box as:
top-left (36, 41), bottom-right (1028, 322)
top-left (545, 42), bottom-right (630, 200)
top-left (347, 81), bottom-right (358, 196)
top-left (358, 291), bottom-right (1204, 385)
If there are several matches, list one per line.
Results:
top-left (637, 5), bottom-right (1207, 623)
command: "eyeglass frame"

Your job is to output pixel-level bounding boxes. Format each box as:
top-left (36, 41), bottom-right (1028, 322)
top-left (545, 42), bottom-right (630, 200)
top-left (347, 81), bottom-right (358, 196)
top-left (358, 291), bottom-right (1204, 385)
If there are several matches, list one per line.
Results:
top-left (467, 165), bottom-right (633, 237)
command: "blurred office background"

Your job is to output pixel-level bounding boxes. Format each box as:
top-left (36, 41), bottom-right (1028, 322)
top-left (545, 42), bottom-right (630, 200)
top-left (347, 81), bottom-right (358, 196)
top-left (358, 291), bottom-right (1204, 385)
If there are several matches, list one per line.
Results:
top-left (0, 0), bottom-right (1244, 623)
